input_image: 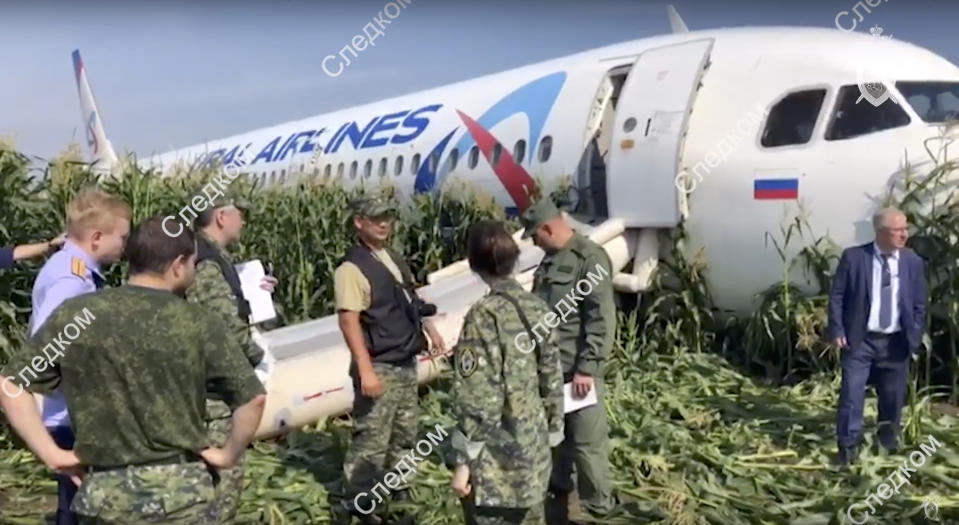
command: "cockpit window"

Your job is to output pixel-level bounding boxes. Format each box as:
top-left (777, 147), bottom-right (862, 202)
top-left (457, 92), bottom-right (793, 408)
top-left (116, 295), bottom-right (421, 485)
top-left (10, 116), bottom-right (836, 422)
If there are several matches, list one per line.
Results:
top-left (896, 82), bottom-right (959, 123)
top-left (761, 89), bottom-right (826, 147)
top-left (825, 85), bottom-right (911, 141)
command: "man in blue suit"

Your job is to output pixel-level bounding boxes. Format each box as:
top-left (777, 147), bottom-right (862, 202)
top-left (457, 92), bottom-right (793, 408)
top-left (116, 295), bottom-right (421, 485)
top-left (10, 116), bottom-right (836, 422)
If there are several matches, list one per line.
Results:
top-left (828, 207), bottom-right (927, 466)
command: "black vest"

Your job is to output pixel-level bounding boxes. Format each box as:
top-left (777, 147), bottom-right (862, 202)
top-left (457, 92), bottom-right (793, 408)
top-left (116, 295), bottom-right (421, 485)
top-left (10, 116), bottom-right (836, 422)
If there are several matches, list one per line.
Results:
top-left (196, 235), bottom-right (252, 322)
top-left (342, 244), bottom-right (424, 364)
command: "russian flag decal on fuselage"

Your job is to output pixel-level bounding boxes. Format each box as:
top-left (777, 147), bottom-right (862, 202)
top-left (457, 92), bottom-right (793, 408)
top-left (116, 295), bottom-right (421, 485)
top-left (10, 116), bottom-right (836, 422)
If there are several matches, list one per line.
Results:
top-left (753, 178), bottom-right (798, 200)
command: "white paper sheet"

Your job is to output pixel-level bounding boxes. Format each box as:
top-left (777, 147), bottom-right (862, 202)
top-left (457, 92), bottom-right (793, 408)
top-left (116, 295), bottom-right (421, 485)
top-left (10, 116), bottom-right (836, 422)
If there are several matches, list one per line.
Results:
top-left (563, 382), bottom-right (598, 414)
top-left (235, 259), bottom-right (277, 324)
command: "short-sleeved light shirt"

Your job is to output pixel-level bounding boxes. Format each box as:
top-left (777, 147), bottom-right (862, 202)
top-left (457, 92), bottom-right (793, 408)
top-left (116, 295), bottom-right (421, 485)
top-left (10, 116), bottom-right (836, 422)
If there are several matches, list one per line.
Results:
top-left (334, 248), bottom-right (403, 312)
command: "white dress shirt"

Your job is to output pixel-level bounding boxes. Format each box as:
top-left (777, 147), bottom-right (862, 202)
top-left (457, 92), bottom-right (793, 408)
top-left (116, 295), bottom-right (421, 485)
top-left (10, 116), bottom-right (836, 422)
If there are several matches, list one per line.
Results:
top-left (867, 242), bottom-right (900, 333)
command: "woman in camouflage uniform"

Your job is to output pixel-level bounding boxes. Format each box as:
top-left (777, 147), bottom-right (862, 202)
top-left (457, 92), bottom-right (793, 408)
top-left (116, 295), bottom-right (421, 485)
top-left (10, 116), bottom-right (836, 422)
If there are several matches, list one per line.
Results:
top-left (450, 220), bottom-right (565, 525)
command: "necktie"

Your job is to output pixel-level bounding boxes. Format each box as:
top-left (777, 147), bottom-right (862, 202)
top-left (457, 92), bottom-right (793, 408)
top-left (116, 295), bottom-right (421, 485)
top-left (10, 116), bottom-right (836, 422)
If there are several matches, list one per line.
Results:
top-left (879, 253), bottom-right (892, 330)
top-left (92, 272), bottom-right (105, 290)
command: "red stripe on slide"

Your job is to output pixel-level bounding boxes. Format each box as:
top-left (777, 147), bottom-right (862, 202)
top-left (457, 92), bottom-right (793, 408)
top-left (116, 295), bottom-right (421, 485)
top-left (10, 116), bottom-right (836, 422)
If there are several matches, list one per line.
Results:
top-left (302, 386), bottom-right (345, 402)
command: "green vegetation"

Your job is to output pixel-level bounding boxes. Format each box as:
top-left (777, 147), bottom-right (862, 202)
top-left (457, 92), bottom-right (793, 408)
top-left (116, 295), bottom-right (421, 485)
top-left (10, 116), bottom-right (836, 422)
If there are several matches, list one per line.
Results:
top-left (0, 144), bottom-right (956, 524)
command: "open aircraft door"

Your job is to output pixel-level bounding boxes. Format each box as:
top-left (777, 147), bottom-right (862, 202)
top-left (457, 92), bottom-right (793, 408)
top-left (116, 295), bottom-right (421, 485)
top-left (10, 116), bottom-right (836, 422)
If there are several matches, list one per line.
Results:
top-left (606, 38), bottom-right (713, 227)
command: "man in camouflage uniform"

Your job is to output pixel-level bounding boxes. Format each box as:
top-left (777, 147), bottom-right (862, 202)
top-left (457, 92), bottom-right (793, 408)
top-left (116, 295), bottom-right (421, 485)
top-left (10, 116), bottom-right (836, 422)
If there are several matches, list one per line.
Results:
top-left (187, 192), bottom-right (277, 522)
top-left (0, 217), bottom-right (266, 524)
top-left (451, 220), bottom-right (565, 525)
top-left (520, 199), bottom-right (616, 523)
top-left (335, 196), bottom-right (446, 524)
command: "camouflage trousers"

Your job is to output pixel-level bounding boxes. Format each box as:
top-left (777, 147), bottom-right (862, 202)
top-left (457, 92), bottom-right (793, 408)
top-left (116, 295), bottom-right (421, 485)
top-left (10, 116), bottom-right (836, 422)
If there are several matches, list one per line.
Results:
top-left (342, 360), bottom-right (418, 514)
top-left (72, 462), bottom-right (216, 524)
top-left (206, 398), bottom-right (245, 523)
top-left (461, 493), bottom-right (545, 525)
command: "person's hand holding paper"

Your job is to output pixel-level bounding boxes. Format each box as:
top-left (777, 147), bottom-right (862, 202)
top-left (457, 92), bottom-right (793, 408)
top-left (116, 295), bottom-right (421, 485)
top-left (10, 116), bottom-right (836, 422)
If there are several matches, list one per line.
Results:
top-left (260, 275), bottom-right (278, 292)
top-left (234, 259), bottom-right (278, 324)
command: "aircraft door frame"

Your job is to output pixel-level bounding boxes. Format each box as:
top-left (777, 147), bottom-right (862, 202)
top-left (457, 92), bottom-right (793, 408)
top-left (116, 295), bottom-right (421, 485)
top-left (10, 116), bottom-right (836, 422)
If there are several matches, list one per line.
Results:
top-left (606, 38), bottom-right (714, 227)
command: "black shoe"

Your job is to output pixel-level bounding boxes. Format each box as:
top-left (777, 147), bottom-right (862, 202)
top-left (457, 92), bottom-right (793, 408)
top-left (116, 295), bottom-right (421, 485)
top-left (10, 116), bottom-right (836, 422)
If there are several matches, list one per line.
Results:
top-left (878, 437), bottom-right (899, 455)
top-left (545, 490), bottom-right (569, 525)
top-left (354, 513), bottom-right (385, 525)
top-left (336, 501), bottom-right (385, 525)
top-left (879, 443), bottom-right (899, 456)
top-left (838, 446), bottom-right (859, 467)
top-left (392, 488), bottom-right (412, 503)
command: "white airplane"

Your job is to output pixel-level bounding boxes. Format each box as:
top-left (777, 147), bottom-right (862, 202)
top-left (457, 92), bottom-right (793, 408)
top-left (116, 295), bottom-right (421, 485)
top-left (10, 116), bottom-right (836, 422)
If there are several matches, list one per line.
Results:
top-left (71, 7), bottom-right (959, 437)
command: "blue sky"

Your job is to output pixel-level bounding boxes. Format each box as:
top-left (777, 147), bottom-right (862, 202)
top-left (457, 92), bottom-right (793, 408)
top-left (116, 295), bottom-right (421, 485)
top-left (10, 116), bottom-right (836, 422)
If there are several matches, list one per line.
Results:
top-left (1, 0), bottom-right (956, 160)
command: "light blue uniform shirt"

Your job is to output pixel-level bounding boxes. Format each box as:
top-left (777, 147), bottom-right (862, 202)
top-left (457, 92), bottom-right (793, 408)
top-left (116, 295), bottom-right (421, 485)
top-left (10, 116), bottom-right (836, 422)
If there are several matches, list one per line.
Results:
top-left (29, 240), bottom-right (103, 429)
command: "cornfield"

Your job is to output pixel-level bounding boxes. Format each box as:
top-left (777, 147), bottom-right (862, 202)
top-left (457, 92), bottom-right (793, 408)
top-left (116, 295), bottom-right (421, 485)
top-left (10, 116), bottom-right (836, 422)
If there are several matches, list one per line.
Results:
top-left (1, 143), bottom-right (957, 524)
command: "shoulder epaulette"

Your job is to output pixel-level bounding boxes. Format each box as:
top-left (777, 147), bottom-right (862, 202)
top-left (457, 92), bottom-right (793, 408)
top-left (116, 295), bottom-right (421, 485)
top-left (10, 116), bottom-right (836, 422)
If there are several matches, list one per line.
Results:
top-left (70, 257), bottom-right (87, 279)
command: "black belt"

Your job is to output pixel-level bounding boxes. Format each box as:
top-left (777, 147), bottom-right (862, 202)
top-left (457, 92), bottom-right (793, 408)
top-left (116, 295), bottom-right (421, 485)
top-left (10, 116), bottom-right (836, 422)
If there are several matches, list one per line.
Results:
top-left (87, 452), bottom-right (202, 473)
top-left (867, 331), bottom-right (901, 339)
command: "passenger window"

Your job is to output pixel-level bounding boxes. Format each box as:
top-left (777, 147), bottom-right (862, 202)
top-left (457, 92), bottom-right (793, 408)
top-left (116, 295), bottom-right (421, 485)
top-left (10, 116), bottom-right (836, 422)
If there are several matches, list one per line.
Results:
top-left (468, 146), bottom-right (479, 169)
top-left (323, 164), bottom-right (330, 178)
top-left (492, 143), bottom-right (502, 165)
top-left (363, 159), bottom-right (372, 178)
top-left (448, 148), bottom-right (459, 171)
top-left (538, 136), bottom-right (552, 162)
top-left (826, 84), bottom-right (911, 141)
top-left (513, 140), bottom-right (527, 163)
top-left (349, 161), bottom-right (358, 179)
top-left (411, 153), bottom-right (421, 174)
top-left (378, 158), bottom-right (387, 177)
top-left (429, 151), bottom-right (440, 172)
top-left (395, 155), bottom-right (404, 176)
top-left (336, 162), bottom-right (344, 178)
top-left (761, 89), bottom-right (826, 147)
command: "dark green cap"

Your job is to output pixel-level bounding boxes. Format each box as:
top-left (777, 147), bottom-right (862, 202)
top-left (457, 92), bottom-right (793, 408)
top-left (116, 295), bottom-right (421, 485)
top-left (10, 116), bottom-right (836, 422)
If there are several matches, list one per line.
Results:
top-left (519, 198), bottom-right (560, 239)
top-left (193, 189), bottom-right (251, 228)
top-left (351, 196), bottom-right (397, 218)
top-left (210, 185), bottom-right (252, 212)
top-left (220, 195), bottom-right (251, 212)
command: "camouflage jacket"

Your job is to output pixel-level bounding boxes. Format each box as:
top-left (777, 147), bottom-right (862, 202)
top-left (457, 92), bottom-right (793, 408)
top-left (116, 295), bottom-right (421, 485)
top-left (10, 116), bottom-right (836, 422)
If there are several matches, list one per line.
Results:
top-left (2, 285), bottom-right (264, 467)
top-left (186, 233), bottom-right (263, 368)
top-left (451, 278), bottom-right (564, 508)
top-left (532, 232), bottom-right (615, 378)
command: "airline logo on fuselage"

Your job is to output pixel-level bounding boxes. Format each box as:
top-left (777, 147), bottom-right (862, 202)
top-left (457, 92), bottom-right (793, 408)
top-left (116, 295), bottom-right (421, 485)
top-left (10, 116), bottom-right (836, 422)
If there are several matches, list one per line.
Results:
top-left (195, 104), bottom-right (442, 169)
top-left (191, 71), bottom-right (567, 213)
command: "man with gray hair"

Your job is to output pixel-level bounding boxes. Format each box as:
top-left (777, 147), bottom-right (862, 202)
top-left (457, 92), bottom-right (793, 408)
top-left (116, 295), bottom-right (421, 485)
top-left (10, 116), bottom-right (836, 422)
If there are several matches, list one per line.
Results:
top-left (827, 207), bottom-right (927, 466)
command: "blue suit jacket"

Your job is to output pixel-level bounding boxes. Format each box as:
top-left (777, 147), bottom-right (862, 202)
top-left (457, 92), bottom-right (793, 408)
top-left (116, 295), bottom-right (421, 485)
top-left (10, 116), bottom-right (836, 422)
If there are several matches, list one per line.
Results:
top-left (0, 246), bottom-right (13, 269)
top-left (827, 243), bottom-right (927, 355)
